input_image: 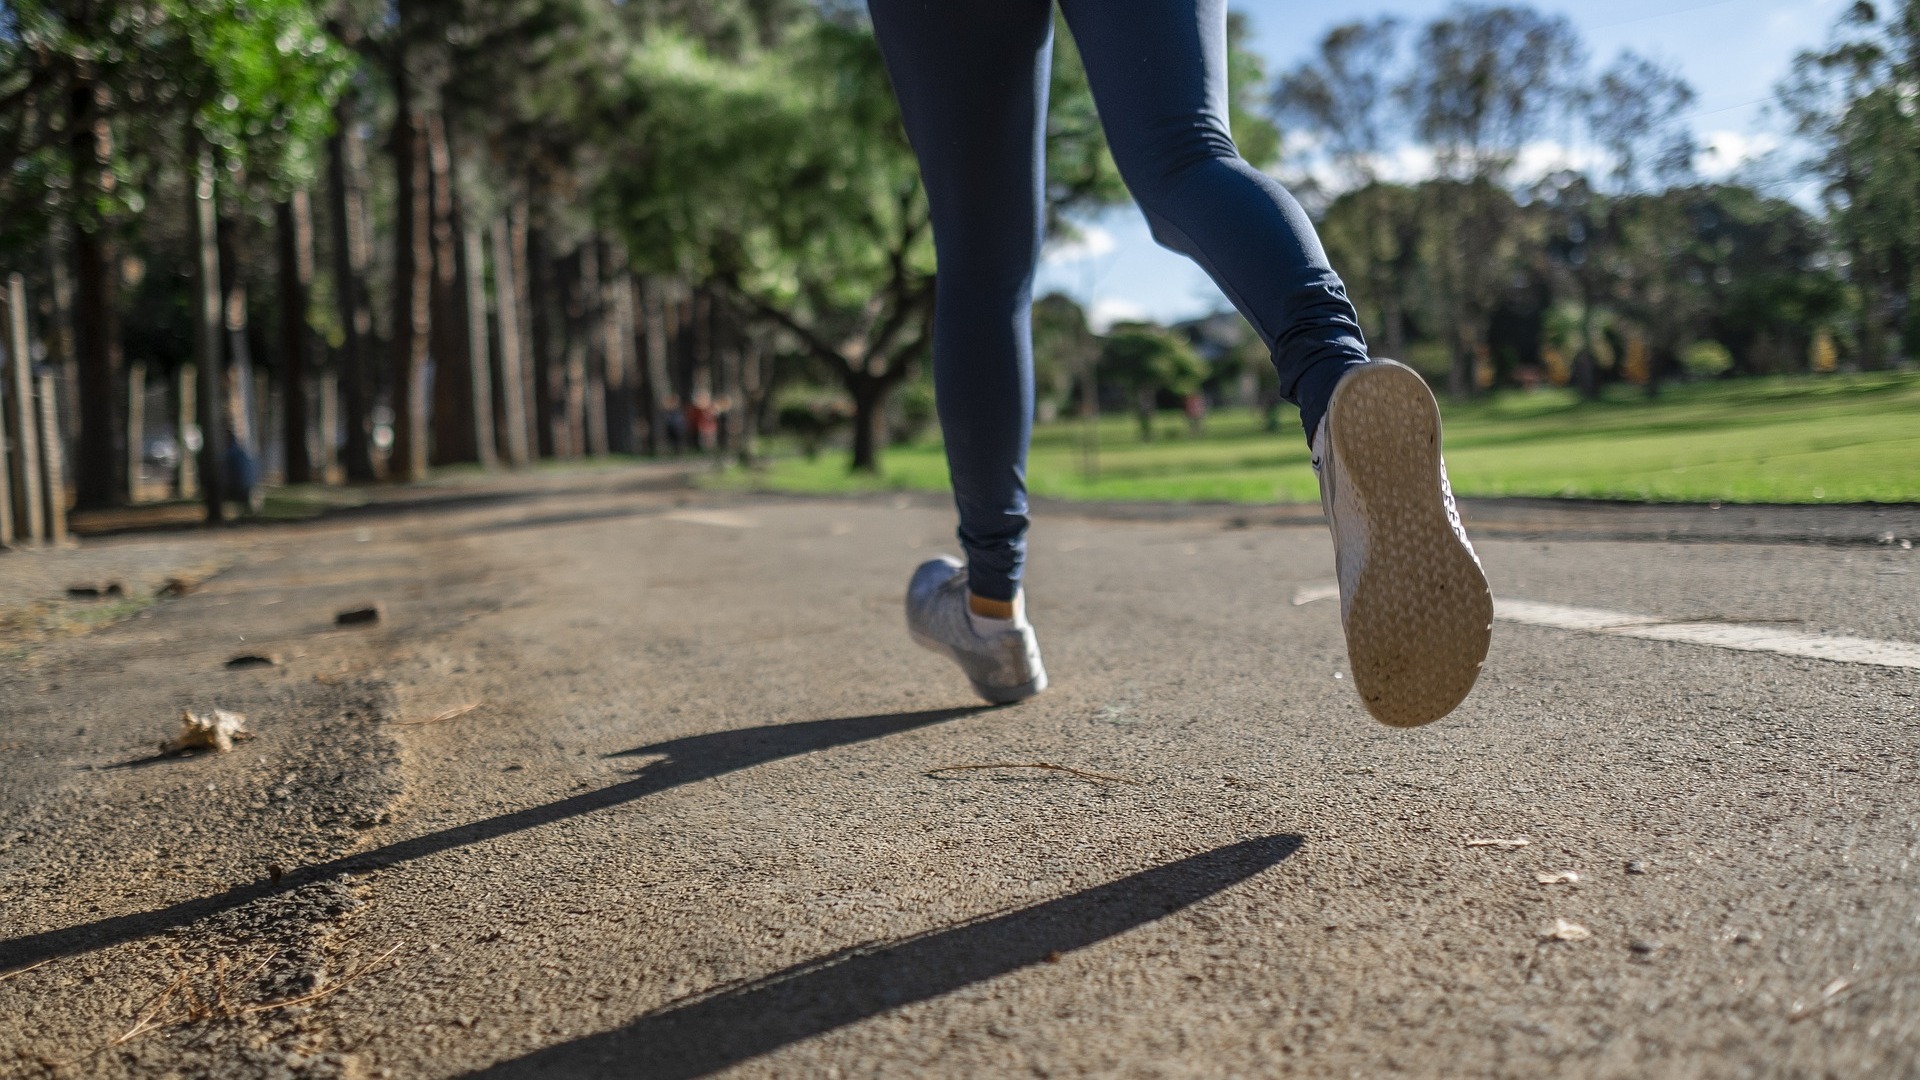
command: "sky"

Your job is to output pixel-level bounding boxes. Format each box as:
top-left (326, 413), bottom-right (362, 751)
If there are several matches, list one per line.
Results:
top-left (1034, 0), bottom-right (1852, 330)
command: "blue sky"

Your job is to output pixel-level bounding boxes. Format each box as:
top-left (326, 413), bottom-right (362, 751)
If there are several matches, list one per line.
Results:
top-left (1035, 0), bottom-right (1850, 329)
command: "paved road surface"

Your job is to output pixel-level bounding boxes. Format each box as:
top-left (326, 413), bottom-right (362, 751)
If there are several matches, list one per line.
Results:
top-left (2, 470), bottom-right (1916, 1079)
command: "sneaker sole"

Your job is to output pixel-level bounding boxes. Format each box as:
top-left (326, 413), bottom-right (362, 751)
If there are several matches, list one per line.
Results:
top-left (1329, 362), bottom-right (1493, 727)
top-left (909, 629), bottom-right (1047, 705)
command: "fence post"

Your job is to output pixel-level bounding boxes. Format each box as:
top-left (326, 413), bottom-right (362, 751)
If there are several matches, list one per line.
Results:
top-left (0, 361), bottom-right (12, 548)
top-left (38, 371), bottom-right (66, 545)
top-left (126, 359), bottom-right (146, 504)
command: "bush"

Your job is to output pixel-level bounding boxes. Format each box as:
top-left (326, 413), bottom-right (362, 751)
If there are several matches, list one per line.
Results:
top-left (777, 398), bottom-right (852, 459)
top-left (1682, 340), bottom-right (1734, 378)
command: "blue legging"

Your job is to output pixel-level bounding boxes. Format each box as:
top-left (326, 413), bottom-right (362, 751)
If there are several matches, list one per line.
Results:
top-left (869, 0), bottom-right (1370, 602)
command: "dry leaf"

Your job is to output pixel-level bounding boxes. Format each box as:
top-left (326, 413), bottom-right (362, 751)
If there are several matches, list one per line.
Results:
top-left (1540, 918), bottom-right (1591, 942)
top-left (161, 709), bottom-right (251, 754)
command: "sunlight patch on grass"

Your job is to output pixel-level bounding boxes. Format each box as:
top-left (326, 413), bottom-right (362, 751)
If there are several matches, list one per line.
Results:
top-left (708, 372), bottom-right (1920, 505)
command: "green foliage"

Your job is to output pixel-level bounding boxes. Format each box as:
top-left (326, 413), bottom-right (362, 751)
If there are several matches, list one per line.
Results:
top-left (1099, 323), bottom-right (1208, 439)
top-left (1682, 340), bottom-right (1733, 377)
top-left (611, 23), bottom-right (929, 331)
top-left (1030, 292), bottom-right (1097, 409)
top-left (167, 0), bottom-right (348, 195)
top-left (1779, 0), bottom-right (1920, 366)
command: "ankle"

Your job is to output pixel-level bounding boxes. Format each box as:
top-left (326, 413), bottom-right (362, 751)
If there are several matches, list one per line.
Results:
top-left (967, 590), bottom-right (1027, 634)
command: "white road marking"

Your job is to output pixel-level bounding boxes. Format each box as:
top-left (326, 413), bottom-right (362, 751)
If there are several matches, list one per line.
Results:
top-left (1494, 599), bottom-right (1920, 670)
top-left (1290, 582), bottom-right (1342, 606)
top-left (661, 509), bottom-right (759, 529)
top-left (1292, 583), bottom-right (1920, 670)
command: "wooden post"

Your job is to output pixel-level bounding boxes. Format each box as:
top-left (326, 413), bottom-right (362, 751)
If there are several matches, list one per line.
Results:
top-left (38, 372), bottom-right (66, 544)
top-left (125, 360), bottom-right (145, 504)
top-left (175, 363), bottom-right (197, 498)
top-left (318, 370), bottom-right (339, 482)
top-left (6, 273), bottom-right (43, 542)
top-left (0, 358), bottom-right (12, 548)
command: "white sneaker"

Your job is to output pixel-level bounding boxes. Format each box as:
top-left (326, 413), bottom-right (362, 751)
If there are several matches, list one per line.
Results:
top-left (905, 556), bottom-right (1048, 704)
top-left (1313, 360), bottom-right (1492, 727)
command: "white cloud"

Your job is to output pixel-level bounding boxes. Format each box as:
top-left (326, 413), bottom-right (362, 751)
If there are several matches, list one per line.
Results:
top-left (1042, 225), bottom-right (1117, 265)
top-left (1087, 296), bottom-right (1148, 333)
top-left (1698, 130), bottom-right (1782, 179)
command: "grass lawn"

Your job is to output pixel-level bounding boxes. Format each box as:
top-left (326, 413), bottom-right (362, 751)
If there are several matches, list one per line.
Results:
top-left (709, 371), bottom-right (1920, 505)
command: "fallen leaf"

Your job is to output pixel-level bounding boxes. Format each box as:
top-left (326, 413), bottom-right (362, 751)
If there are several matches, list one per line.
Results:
top-left (1541, 918), bottom-right (1591, 942)
top-left (395, 703), bottom-right (482, 727)
top-left (161, 709), bottom-right (252, 754)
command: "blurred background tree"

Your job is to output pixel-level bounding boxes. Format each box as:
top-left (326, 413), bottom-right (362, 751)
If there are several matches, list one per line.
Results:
top-left (0, 0), bottom-right (1903, 515)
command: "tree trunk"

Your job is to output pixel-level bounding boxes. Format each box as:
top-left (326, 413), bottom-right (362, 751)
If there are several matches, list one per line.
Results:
top-left (45, 222), bottom-right (78, 478)
top-left (1575, 282), bottom-right (1600, 401)
top-left (570, 245), bottom-right (601, 457)
top-left (277, 193), bottom-right (316, 484)
top-left (462, 222), bottom-right (498, 469)
top-left (489, 217), bottom-right (531, 467)
top-left (327, 96), bottom-right (377, 482)
top-left (427, 110), bottom-right (477, 466)
top-left (1136, 392), bottom-right (1155, 442)
top-left (387, 74), bottom-right (432, 483)
top-left (601, 246), bottom-right (637, 455)
top-left (70, 77), bottom-right (127, 509)
top-left (217, 214), bottom-right (257, 469)
top-left (639, 277), bottom-right (670, 456)
top-left (527, 215), bottom-right (559, 459)
top-left (188, 149), bottom-right (226, 522)
top-left (848, 374), bottom-right (887, 473)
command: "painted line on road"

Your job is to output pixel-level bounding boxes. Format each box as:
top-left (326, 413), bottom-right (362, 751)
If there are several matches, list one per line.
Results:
top-left (661, 509), bottom-right (759, 529)
top-left (1492, 598), bottom-right (1920, 670)
top-left (1290, 583), bottom-right (1920, 670)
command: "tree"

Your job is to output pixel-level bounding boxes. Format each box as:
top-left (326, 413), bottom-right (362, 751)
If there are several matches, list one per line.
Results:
top-left (1587, 50), bottom-right (1696, 193)
top-left (1780, 0), bottom-right (1920, 366)
top-left (1030, 292), bottom-right (1098, 419)
top-left (1401, 4), bottom-right (1583, 397)
top-left (1097, 323), bottom-right (1207, 441)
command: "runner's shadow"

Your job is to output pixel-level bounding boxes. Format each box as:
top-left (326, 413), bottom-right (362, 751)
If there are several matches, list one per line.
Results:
top-left (465, 834), bottom-right (1303, 1079)
top-left (0, 706), bottom-right (986, 974)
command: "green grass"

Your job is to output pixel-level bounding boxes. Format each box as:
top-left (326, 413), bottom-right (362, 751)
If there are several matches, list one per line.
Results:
top-left (708, 371), bottom-right (1920, 505)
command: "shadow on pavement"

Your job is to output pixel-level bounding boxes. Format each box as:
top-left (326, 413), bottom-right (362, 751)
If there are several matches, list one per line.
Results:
top-left (0, 706), bottom-right (985, 974)
top-left (465, 835), bottom-right (1304, 1080)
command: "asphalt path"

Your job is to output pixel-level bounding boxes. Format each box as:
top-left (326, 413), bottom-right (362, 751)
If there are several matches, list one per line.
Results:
top-left (2, 472), bottom-right (1916, 1079)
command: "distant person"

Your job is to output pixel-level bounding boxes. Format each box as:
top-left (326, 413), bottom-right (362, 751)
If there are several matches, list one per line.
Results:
top-left (884, 0), bottom-right (1492, 726)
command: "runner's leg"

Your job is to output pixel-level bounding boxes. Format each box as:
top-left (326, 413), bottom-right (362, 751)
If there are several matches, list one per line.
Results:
top-left (867, 0), bottom-right (1052, 604)
top-left (1058, 0), bottom-right (1371, 438)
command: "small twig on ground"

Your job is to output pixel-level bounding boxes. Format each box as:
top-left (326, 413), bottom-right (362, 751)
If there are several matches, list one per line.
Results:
top-left (0, 957), bottom-right (56, 984)
top-left (110, 972), bottom-right (192, 1046)
top-left (1465, 837), bottom-right (1531, 849)
top-left (925, 762), bottom-right (1142, 785)
top-left (237, 943), bottom-right (403, 1015)
top-left (395, 703), bottom-right (481, 727)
